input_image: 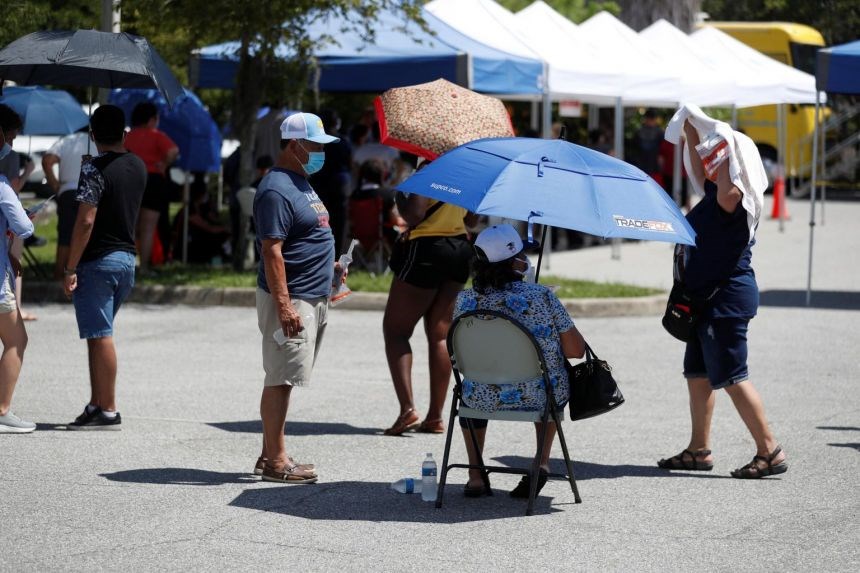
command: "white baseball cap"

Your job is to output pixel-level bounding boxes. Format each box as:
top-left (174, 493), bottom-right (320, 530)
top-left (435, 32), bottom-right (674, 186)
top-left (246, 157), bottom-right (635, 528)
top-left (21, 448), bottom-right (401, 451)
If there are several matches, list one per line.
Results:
top-left (279, 112), bottom-right (339, 144)
top-left (474, 224), bottom-right (523, 263)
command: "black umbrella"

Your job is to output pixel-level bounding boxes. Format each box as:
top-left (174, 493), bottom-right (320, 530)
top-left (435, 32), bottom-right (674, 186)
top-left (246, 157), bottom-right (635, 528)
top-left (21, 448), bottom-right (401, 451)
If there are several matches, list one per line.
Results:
top-left (0, 30), bottom-right (183, 107)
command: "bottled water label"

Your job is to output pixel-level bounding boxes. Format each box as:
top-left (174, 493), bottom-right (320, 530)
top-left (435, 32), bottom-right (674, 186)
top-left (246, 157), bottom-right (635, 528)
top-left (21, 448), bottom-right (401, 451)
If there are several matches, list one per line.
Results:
top-left (422, 466), bottom-right (437, 477)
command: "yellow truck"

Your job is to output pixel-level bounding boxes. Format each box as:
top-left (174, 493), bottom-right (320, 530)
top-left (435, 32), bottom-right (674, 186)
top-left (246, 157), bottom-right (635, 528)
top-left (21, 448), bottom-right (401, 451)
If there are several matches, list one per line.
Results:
top-left (701, 21), bottom-right (825, 177)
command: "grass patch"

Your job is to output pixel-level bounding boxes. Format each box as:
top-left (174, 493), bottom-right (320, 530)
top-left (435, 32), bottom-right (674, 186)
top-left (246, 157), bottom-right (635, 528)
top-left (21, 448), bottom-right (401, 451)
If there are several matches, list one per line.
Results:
top-left (21, 208), bottom-right (659, 298)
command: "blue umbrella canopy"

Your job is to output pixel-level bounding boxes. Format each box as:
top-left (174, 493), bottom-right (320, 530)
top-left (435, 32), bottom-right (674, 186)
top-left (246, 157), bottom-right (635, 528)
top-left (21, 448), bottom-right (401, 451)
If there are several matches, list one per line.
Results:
top-left (397, 137), bottom-right (696, 246)
top-left (0, 85), bottom-right (88, 135)
top-left (109, 88), bottom-right (222, 173)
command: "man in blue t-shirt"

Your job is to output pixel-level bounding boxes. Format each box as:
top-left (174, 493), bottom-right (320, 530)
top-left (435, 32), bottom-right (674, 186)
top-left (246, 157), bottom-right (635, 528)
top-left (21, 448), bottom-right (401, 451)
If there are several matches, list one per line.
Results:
top-left (252, 112), bottom-right (340, 485)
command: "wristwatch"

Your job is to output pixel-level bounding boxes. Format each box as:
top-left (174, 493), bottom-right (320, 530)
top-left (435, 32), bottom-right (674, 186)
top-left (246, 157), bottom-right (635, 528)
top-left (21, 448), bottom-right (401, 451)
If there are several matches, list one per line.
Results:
top-left (63, 267), bottom-right (77, 276)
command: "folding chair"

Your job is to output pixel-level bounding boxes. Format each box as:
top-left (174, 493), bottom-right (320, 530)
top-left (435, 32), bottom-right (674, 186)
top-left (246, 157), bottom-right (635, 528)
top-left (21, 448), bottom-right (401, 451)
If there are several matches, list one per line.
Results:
top-left (436, 309), bottom-right (581, 516)
top-left (348, 196), bottom-right (390, 274)
top-left (21, 243), bottom-right (48, 280)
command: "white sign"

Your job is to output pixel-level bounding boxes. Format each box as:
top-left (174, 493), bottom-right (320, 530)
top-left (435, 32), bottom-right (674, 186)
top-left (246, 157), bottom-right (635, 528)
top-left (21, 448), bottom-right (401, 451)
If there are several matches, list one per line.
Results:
top-left (559, 100), bottom-right (582, 118)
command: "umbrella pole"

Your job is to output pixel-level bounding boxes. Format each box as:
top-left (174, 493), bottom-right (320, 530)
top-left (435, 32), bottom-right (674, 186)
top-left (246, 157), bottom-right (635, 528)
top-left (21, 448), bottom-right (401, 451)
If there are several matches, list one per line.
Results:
top-left (534, 225), bottom-right (548, 284)
top-left (87, 87), bottom-right (93, 156)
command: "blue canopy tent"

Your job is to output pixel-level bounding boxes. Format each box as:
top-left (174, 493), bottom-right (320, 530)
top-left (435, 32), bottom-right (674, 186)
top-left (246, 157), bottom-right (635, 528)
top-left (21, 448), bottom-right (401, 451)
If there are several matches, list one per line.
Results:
top-left (807, 39), bottom-right (860, 305)
top-left (190, 7), bottom-right (543, 96)
top-left (109, 87), bottom-right (222, 263)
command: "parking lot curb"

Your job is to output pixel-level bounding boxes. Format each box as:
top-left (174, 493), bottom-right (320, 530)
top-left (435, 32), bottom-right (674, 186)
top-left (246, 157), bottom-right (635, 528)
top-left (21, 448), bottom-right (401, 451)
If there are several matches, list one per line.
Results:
top-left (25, 281), bottom-right (666, 317)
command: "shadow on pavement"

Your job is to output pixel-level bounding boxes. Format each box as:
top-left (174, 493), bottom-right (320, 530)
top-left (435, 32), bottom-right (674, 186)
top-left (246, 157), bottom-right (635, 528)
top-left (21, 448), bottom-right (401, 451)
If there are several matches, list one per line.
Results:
top-left (817, 426), bottom-right (860, 431)
top-left (100, 468), bottom-right (257, 486)
top-left (35, 423), bottom-right (69, 431)
top-left (828, 443), bottom-right (860, 452)
top-left (207, 420), bottom-right (379, 436)
top-left (759, 290), bottom-right (860, 310)
top-left (229, 481), bottom-right (562, 522)
top-left (493, 455), bottom-right (730, 480)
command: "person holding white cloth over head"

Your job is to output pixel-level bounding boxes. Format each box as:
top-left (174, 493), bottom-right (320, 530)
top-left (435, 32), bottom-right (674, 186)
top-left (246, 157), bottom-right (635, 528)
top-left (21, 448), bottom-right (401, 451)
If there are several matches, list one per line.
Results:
top-left (657, 105), bottom-right (787, 479)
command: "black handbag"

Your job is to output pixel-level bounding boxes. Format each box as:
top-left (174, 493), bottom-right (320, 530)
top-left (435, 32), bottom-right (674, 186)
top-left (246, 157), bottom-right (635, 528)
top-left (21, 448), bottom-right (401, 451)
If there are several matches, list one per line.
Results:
top-left (662, 282), bottom-right (699, 342)
top-left (567, 344), bottom-right (624, 421)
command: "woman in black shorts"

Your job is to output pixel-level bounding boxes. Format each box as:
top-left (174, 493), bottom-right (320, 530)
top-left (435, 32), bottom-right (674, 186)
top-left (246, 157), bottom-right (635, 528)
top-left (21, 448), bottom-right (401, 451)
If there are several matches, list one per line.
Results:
top-left (382, 191), bottom-right (475, 436)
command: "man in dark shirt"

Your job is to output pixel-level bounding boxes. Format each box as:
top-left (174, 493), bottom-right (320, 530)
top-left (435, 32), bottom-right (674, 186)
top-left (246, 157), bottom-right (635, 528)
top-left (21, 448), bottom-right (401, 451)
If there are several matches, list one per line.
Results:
top-left (63, 105), bottom-right (147, 431)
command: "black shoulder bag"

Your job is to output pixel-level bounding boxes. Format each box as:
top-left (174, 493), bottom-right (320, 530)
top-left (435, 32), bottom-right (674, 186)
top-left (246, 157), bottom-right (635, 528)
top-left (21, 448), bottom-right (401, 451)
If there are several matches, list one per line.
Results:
top-left (662, 246), bottom-right (745, 343)
top-left (567, 344), bottom-right (625, 421)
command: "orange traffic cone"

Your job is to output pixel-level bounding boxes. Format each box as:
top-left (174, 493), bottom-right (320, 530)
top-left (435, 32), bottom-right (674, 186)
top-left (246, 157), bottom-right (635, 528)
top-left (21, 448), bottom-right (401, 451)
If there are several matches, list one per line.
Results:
top-left (770, 174), bottom-right (790, 220)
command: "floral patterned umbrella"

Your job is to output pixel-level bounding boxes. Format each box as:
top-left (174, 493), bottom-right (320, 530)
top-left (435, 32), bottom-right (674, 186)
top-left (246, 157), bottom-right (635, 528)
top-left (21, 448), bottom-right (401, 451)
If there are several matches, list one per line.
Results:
top-left (374, 79), bottom-right (514, 160)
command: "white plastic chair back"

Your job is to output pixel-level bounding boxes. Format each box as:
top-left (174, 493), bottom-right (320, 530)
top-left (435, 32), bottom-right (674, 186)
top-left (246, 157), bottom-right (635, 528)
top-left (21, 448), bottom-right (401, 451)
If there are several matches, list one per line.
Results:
top-left (451, 314), bottom-right (543, 384)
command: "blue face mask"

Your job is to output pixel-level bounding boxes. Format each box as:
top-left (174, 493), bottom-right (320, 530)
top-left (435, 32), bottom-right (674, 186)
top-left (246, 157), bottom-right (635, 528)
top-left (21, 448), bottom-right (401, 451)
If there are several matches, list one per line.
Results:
top-left (298, 142), bottom-right (325, 175)
top-left (0, 142), bottom-right (11, 162)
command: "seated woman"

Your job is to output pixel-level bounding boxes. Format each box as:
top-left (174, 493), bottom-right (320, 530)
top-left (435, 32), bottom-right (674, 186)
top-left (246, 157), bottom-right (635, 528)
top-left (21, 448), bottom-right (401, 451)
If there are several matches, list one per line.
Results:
top-left (173, 175), bottom-right (231, 264)
top-left (453, 224), bottom-right (586, 498)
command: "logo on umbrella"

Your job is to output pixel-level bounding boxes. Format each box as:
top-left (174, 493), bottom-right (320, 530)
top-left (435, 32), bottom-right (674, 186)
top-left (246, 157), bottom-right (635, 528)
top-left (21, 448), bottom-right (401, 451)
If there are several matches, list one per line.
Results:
top-left (430, 182), bottom-right (462, 195)
top-left (613, 215), bottom-right (675, 233)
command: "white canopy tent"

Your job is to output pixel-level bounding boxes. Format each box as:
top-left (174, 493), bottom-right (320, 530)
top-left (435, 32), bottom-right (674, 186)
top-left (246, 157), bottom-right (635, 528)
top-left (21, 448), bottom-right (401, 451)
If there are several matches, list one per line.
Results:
top-left (513, 1), bottom-right (654, 105)
top-left (690, 27), bottom-right (819, 107)
top-left (638, 20), bottom-right (742, 107)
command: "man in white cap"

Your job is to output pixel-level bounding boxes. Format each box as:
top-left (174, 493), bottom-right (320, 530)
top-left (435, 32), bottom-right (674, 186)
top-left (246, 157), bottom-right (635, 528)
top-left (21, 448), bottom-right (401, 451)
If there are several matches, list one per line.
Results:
top-left (252, 112), bottom-right (340, 484)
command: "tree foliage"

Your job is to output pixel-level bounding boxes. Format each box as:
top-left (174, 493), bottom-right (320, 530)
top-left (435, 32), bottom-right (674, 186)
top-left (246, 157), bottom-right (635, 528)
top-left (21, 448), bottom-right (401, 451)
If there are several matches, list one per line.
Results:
top-left (703, 0), bottom-right (860, 46)
top-left (121, 0), bottom-right (425, 186)
top-left (495, 0), bottom-right (619, 22)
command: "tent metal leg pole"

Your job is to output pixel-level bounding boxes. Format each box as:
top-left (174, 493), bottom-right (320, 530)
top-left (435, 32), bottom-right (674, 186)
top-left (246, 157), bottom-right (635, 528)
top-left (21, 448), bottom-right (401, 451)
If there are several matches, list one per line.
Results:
top-left (821, 110), bottom-right (827, 226)
top-left (611, 98), bottom-right (623, 260)
top-left (541, 66), bottom-right (551, 139)
top-left (806, 94), bottom-right (820, 307)
top-left (778, 104), bottom-right (786, 233)
top-left (217, 164), bottom-right (224, 213)
top-left (530, 100), bottom-right (539, 132)
top-left (183, 171), bottom-right (190, 264)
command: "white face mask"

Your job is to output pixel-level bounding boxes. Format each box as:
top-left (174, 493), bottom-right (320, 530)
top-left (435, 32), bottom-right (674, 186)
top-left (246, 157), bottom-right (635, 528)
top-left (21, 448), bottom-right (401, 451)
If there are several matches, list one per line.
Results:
top-left (0, 142), bottom-right (11, 162)
top-left (513, 254), bottom-right (535, 283)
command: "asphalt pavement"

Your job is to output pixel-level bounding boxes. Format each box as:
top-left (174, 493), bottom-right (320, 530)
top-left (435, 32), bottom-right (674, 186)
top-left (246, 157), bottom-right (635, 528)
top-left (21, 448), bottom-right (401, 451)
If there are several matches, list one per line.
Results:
top-left (1, 194), bottom-right (858, 571)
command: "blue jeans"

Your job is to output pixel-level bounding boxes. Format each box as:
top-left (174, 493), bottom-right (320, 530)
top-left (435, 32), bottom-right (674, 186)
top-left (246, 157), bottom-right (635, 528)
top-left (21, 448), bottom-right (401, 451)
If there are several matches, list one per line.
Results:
top-left (73, 251), bottom-right (136, 339)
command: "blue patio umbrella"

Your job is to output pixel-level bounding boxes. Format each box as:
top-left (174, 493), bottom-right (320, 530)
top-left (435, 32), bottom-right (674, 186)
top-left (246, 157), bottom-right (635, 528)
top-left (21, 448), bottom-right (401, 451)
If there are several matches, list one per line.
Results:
top-left (397, 137), bottom-right (696, 246)
top-left (0, 86), bottom-right (88, 135)
top-left (108, 88), bottom-right (221, 172)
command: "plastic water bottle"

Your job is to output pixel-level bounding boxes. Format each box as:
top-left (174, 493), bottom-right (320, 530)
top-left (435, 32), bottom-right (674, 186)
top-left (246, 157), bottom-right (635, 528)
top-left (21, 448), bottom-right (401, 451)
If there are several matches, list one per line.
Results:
top-left (390, 477), bottom-right (422, 494)
top-left (272, 313), bottom-right (313, 345)
top-left (330, 239), bottom-right (358, 306)
top-left (421, 453), bottom-right (438, 502)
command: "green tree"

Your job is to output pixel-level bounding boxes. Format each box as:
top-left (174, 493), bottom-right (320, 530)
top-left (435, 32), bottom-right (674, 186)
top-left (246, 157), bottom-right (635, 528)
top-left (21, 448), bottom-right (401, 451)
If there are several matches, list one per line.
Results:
top-left (0, 1), bottom-right (100, 52)
top-left (123, 0), bottom-right (424, 188)
top-left (495, 0), bottom-right (619, 23)
top-left (702, 0), bottom-right (860, 46)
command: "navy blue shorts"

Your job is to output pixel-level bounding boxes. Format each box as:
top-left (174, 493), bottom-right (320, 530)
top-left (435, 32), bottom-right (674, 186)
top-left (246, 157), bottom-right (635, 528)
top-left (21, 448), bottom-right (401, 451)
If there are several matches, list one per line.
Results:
top-left (683, 317), bottom-right (750, 390)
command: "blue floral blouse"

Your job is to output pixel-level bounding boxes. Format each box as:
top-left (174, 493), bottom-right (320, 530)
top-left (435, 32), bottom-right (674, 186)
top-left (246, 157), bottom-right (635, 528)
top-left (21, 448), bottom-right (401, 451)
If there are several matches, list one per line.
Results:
top-left (453, 281), bottom-right (575, 413)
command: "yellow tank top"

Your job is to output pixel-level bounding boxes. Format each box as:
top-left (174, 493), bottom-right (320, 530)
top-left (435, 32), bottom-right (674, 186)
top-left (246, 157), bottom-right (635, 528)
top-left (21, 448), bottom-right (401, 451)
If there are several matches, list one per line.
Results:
top-left (408, 201), bottom-right (467, 239)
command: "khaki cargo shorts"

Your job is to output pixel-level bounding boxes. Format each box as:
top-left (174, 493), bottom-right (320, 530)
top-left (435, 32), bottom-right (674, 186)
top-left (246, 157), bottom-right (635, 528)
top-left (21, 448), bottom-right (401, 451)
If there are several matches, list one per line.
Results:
top-left (256, 289), bottom-right (328, 387)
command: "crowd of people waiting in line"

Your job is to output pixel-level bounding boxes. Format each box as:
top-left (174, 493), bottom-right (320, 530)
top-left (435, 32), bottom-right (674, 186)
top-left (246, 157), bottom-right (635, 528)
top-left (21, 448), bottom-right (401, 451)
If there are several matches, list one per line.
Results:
top-left (0, 105), bottom-right (787, 497)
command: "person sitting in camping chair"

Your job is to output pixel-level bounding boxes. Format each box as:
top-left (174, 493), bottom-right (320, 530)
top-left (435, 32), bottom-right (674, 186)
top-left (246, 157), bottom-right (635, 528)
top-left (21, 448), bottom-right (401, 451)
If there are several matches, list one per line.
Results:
top-left (349, 159), bottom-right (402, 270)
top-left (453, 224), bottom-right (586, 498)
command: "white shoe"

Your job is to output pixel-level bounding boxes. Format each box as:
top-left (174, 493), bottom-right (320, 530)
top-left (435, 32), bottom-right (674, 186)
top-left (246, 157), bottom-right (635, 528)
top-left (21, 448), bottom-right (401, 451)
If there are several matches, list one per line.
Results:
top-left (0, 411), bottom-right (36, 433)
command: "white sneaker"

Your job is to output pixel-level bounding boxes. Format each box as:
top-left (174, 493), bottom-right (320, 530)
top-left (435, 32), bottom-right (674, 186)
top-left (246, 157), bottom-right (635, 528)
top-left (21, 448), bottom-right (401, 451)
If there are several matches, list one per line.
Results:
top-left (0, 411), bottom-right (37, 433)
